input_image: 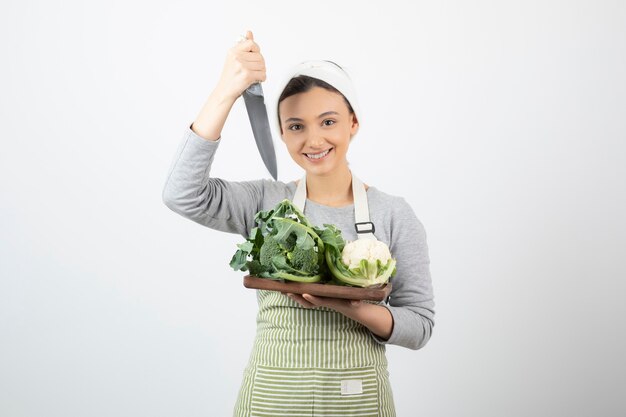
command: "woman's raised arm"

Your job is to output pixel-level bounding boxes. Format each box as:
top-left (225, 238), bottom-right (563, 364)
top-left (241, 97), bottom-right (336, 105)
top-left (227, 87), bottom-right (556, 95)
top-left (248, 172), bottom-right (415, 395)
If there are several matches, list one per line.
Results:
top-left (162, 30), bottom-right (270, 238)
top-left (191, 30), bottom-right (266, 141)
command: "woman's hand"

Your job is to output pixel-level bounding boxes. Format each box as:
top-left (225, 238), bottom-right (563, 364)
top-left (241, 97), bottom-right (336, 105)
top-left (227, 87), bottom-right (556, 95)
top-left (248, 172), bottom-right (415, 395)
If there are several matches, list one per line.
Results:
top-left (283, 292), bottom-right (394, 341)
top-left (190, 30), bottom-right (266, 141)
top-left (216, 30), bottom-right (267, 102)
top-left (284, 292), bottom-right (362, 313)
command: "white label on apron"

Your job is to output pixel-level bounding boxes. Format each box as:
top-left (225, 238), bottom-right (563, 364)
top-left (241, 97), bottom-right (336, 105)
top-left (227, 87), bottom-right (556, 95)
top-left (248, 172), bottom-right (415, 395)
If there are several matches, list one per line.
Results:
top-left (341, 379), bottom-right (363, 395)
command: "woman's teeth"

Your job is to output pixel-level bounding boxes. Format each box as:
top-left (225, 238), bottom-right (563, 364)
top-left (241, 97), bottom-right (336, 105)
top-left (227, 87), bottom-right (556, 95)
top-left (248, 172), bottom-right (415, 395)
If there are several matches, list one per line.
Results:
top-left (305, 148), bottom-right (332, 160)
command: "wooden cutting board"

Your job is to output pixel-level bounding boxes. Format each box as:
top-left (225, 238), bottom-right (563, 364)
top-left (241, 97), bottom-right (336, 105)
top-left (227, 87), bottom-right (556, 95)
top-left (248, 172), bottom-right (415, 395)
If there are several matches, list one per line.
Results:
top-left (243, 275), bottom-right (392, 301)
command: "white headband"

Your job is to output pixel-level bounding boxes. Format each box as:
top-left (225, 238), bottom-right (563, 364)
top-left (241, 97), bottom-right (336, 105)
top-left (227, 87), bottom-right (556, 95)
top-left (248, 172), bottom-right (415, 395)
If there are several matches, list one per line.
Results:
top-left (273, 60), bottom-right (361, 139)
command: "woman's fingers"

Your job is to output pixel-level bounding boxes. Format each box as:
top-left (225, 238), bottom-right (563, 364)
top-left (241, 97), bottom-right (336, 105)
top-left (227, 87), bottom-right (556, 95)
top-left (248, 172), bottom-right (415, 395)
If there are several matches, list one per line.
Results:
top-left (251, 69), bottom-right (267, 82)
top-left (217, 30), bottom-right (266, 98)
top-left (235, 30), bottom-right (260, 52)
top-left (241, 59), bottom-right (265, 70)
top-left (284, 292), bottom-right (362, 311)
top-left (235, 38), bottom-right (260, 53)
top-left (285, 293), bottom-right (315, 308)
top-left (239, 53), bottom-right (264, 65)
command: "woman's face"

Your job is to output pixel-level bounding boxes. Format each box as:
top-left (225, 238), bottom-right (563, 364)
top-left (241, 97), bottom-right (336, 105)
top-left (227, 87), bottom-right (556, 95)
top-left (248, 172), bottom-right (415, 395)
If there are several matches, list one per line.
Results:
top-left (278, 86), bottom-right (359, 176)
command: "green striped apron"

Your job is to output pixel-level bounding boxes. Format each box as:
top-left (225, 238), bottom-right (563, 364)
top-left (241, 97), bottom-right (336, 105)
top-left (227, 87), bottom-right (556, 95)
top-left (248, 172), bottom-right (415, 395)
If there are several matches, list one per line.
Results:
top-left (233, 290), bottom-right (395, 416)
top-left (233, 172), bottom-right (395, 416)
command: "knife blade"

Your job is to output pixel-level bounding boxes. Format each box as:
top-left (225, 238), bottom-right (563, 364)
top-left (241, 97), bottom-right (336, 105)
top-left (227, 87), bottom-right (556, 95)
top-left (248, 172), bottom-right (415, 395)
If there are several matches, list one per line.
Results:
top-left (242, 83), bottom-right (278, 180)
top-left (237, 35), bottom-right (278, 181)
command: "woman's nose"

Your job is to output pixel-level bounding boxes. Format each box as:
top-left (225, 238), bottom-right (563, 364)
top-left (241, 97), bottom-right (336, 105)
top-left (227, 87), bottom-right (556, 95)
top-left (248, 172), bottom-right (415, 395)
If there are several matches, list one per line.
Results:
top-left (305, 134), bottom-right (325, 148)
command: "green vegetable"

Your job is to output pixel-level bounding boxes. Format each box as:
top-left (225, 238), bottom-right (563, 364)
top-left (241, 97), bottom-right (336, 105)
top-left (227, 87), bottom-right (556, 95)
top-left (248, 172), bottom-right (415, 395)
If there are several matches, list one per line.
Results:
top-left (229, 199), bottom-right (329, 283)
top-left (320, 224), bottom-right (397, 287)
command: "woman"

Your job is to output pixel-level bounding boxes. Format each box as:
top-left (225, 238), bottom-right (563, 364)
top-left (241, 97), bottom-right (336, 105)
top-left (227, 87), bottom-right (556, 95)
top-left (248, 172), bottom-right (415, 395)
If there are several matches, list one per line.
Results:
top-left (162, 30), bottom-right (435, 417)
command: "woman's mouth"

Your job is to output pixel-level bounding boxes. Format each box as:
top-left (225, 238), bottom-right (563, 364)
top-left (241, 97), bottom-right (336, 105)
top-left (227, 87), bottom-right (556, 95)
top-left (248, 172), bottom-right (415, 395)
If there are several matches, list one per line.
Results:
top-left (304, 148), bottom-right (333, 162)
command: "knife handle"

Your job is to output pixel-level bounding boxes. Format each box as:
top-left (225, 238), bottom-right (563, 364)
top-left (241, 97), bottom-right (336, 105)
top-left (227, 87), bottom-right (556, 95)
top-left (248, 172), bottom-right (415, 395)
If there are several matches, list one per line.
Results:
top-left (246, 82), bottom-right (263, 97)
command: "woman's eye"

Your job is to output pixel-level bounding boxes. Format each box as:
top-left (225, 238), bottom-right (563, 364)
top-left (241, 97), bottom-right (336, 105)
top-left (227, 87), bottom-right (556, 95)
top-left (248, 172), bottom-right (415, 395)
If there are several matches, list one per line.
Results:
top-left (323, 119), bottom-right (336, 126)
top-left (288, 124), bottom-right (302, 131)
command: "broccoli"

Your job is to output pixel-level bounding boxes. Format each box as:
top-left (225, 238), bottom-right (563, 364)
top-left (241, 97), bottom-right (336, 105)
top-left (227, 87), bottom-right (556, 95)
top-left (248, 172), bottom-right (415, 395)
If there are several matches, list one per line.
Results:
top-left (259, 235), bottom-right (285, 266)
top-left (289, 245), bottom-right (318, 271)
top-left (230, 199), bottom-right (328, 283)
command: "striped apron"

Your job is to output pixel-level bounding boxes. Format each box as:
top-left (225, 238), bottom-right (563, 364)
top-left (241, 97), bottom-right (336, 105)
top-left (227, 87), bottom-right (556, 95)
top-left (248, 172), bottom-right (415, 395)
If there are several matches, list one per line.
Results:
top-left (233, 172), bottom-right (395, 416)
top-left (233, 290), bottom-right (395, 416)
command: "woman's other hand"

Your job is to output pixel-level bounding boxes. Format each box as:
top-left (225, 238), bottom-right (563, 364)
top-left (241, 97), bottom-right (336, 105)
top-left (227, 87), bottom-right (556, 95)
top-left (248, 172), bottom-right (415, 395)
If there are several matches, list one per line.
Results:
top-left (284, 293), bottom-right (362, 312)
top-left (283, 292), bottom-right (393, 341)
top-left (217, 30), bottom-right (267, 102)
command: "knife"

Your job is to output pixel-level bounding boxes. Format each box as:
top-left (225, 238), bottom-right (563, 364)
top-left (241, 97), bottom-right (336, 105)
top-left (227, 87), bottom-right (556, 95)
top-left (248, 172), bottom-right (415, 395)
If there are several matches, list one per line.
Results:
top-left (237, 35), bottom-right (278, 181)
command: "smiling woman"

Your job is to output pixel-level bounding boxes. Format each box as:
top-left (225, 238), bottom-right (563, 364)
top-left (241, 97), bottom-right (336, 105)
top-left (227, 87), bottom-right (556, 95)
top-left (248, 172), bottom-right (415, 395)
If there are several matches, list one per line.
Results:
top-left (162, 30), bottom-right (435, 417)
top-left (279, 84), bottom-right (359, 198)
top-left (275, 64), bottom-right (362, 207)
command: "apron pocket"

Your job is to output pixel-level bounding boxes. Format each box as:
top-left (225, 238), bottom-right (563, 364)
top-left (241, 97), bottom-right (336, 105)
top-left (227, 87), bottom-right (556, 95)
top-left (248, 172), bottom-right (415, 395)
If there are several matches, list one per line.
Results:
top-left (250, 365), bottom-right (314, 416)
top-left (312, 366), bottom-right (380, 417)
top-left (249, 365), bottom-right (383, 417)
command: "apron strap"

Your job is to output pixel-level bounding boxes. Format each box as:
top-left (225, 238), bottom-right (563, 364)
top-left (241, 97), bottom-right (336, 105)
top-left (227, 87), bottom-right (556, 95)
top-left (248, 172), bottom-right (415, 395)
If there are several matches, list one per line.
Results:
top-left (292, 174), bottom-right (307, 213)
top-left (292, 172), bottom-right (377, 240)
top-left (352, 175), bottom-right (376, 240)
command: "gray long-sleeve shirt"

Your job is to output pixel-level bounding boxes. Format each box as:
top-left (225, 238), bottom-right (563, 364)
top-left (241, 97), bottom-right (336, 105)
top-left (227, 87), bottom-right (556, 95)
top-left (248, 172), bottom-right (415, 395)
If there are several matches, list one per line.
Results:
top-left (162, 124), bottom-right (435, 350)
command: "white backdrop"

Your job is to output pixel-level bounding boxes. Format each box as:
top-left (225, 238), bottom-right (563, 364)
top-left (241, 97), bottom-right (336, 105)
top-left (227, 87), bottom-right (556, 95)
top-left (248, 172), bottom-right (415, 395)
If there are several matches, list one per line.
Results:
top-left (1, 1), bottom-right (625, 416)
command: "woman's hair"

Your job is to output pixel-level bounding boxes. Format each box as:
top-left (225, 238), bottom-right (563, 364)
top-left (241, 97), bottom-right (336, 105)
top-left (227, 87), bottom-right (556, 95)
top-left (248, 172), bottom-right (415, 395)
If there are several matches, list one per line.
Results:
top-left (277, 74), bottom-right (355, 134)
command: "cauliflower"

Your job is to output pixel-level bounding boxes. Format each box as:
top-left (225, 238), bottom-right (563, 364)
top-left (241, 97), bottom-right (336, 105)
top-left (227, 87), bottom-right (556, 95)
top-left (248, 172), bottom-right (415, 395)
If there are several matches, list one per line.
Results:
top-left (320, 223), bottom-right (397, 287)
top-left (342, 239), bottom-right (392, 269)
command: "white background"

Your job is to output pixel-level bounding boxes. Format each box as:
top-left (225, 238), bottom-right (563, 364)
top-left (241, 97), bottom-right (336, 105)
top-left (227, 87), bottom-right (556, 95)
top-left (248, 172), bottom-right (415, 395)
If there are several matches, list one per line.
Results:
top-left (1, 1), bottom-right (625, 416)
